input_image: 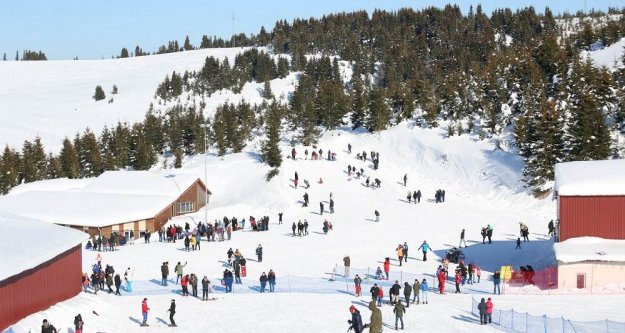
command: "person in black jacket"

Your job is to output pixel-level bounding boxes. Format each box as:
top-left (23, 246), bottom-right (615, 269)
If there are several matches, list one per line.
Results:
top-left (370, 284), bottom-right (380, 303)
top-left (477, 298), bottom-right (487, 325)
top-left (167, 299), bottom-right (176, 327)
top-left (73, 314), bottom-right (84, 333)
top-left (259, 272), bottom-right (268, 293)
top-left (114, 273), bottom-right (122, 295)
top-left (41, 319), bottom-right (57, 333)
top-left (256, 244), bottom-right (263, 262)
top-left (348, 305), bottom-right (364, 333)
top-left (390, 281), bottom-right (401, 304)
top-left (403, 282), bottom-right (412, 307)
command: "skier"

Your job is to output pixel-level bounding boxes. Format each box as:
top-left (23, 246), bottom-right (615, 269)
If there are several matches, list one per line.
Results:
top-left (140, 298), bottom-right (150, 326)
top-left (420, 279), bottom-right (429, 304)
top-left (167, 299), bottom-right (177, 327)
top-left (73, 314), bottom-right (84, 333)
top-left (41, 319), bottom-right (57, 333)
top-left (256, 244), bottom-right (263, 262)
top-left (354, 274), bottom-right (362, 296)
top-left (161, 262), bottom-right (169, 286)
top-left (459, 229), bottom-right (467, 248)
top-left (343, 255), bottom-right (351, 277)
top-left (403, 174), bottom-right (407, 186)
top-left (393, 300), bottom-right (406, 330)
top-left (403, 282), bottom-right (412, 307)
top-left (374, 210), bottom-right (380, 222)
top-left (348, 305), bottom-right (364, 333)
top-left (363, 301), bottom-right (382, 333)
top-left (417, 241), bottom-right (432, 261)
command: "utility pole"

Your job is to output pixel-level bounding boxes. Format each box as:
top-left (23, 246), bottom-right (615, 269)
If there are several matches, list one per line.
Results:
top-left (232, 11), bottom-right (236, 48)
top-left (200, 123), bottom-right (209, 226)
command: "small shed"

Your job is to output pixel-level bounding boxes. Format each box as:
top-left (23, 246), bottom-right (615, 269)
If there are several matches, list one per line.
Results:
top-left (554, 237), bottom-right (625, 289)
top-left (554, 160), bottom-right (625, 241)
top-left (0, 212), bottom-right (87, 331)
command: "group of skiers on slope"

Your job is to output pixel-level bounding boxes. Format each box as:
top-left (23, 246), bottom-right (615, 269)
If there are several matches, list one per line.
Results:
top-left (82, 254), bottom-right (132, 295)
top-left (291, 147), bottom-right (337, 161)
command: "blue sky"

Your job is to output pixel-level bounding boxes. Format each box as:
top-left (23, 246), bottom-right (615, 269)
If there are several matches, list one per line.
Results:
top-left (1, 0), bottom-right (623, 60)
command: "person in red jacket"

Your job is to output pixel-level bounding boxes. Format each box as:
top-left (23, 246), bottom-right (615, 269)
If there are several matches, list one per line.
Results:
top-left (437, 269), bottom-right (446, 294)
top-left (181, 274), bottom-right (189, 296)
top-left (454, 270), bottom-right (462, 293)
top-left (486, 297), bottom-right (494, 324)
top-left (383, 258), bottom-right (390, 280)
top-left (141, 298), bottom-right (150, 326)
top-left (377, 287), bottom-right (384, 307)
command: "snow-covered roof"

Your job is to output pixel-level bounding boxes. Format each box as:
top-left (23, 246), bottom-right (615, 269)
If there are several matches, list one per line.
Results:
top-left (82, 171), bottom-right (203, 196)
top-left (554, 160), bottom-right (625, 196)
top-left (0, 171), bottom-right (205, 227)
top-left (0, 211), bottom-right (87, 281)
top-left (554, 237), bottom-right (625, 264)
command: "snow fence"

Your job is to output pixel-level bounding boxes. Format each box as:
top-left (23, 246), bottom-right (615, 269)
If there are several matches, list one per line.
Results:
top-left (471, 297), bottom-right (625, 333)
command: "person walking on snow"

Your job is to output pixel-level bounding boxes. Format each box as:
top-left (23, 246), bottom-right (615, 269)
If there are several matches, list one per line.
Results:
top-left (412, 279), bottom-right (420, 304)
top-left (370, 284), bottom-right (379, 303)
top-left (516, 237), bottom-right (522, 249)
top-left (493, 270), bottom-right (501, 294)
top-left (396, 245), bottom-right (404, 266)
top-left (73, 314), bottom-right (84, 333)
top-left (161, 262), bottom-right (169, 286)
top-left (292, 222), bottom-right (297, 236)
top-left (402, 242), bottom-right (409, 262)
top-left (167, 299), bottom-right (176, 327)
top-left (403, 174), bottom-right (407, 186)
top-left (403, 282), bottom-right (412, 307)
top-left (291, 148), bottom-right (296, 160)
top-left (459, 229), bottom-right (467, 248)
top-left (393, 300), bottom-right (406, 330)
top-left (417, 241), bottom-right (432, 261)
top-left (140, 298), bottom-right (150, 326)
top-left (478, 298), bottom-right (487, 325)
top-left (363, 301), bottom-right (382, 333)
top-left (256, 244), bottom-right (263, 262)
top-left (175, 262), bottom-right (186, 285)
top-left (320, 201), bottom-right (324, 215)
top-left (383, 258), bottom-right (390, 280)
top-left (420, 279), bottom-right (429, 304)
top-left (114, 273), bottom-right (122, 295)
top-left (41, 319), bottom-right (57, 333)
top-left (374, 210), bottom-right (380, 222)
top-left (348, 305), bottom-right (364, 333)
top-left (390, 280), bottom-right (401, 304)
top-left (486, 297), bottom-right (494, 324)
top-left (343, 255), bottom-right (351, 277)
top-left (354, 274), bottom-right (362, 296)
top-left (330, 198), bottom-right (335, 213)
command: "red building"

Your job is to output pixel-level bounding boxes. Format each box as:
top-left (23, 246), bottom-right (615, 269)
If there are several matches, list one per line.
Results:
top-left (554, 160), bottom-right (625, 241)
top-left (0, 212), bottom-right (87, 331)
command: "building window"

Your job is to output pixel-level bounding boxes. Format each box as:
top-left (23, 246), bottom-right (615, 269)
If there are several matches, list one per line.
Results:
top-left (576, 273), bottom-right (586, 289)
top-left (178, 201), bottom-right (194, 213)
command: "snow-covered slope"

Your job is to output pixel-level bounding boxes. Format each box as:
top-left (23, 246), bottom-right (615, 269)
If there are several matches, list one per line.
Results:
top-left (584, 37), bottom-right (625, 69)
top-left (0, 47), bottom-right (253, 151)
top-left (7, 122), bottom-right (613, 333)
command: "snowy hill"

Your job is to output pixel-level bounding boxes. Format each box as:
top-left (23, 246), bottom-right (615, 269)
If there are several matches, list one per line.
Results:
top-left (584, 37), bottom-right (625, 69)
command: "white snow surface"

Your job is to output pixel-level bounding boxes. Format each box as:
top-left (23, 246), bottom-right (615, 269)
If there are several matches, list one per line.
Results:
top-left (0, 47), bottom-right (253, 151)
top-left (0, 211), bottom-right (87, 281)
top-left (584, 37), bottom-right (625, 69)
top-left (8, 124), bottom-right (625, 333)
top-left (554, 237), bottom-right (625, 264)
top-left (0, 171), bottom-right (202, 227)
top-left (554, 159), bottom-right (625, 196)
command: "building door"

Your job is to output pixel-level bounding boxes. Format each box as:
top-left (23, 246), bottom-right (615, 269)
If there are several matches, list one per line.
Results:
top-left (576, 273), bottom-right (585, 289)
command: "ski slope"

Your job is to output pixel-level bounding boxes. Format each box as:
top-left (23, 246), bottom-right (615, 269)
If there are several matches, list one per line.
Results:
top-left (6, 123), bottom-right (625, 333)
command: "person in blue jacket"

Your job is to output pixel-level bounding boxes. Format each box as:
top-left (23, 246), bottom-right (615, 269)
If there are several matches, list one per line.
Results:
top-left (418, 240), bottom-right (432, 261)
top-left (348, 305), bottom-right (364, 333)
top-left (420, 278), bottom-right (429, 304)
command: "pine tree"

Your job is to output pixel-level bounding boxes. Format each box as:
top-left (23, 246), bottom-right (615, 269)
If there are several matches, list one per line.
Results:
top-left (2, 53), bottom-right (6, 61)
top-left (183, 35), bottom-right (194, 51)
top-left (263, 81), bottom-right (274, 99)
top-left (60, 137), bottom-right (80, 178)
top-left (77, 129), bottom-right (103, 177)
top-left (0, 145), bottom-right (20, 194)
top-left (349, 65), bottom-right (367, 129)
top-left (120, 48), bottom-right (129, 58)
top-left (46, 153), bottom-right (62, 179)
top-left (129, 124), bottom-right (157, 170)
top-left (365, 87), bottom-right (390, 132)
top-left (261, 102), bottom-right (283, 168)
top-left (211, 108), bottom-right (228, 156)
top-left (93, 85), bottom-right (106, 101)
top-left (173, 148), bottom-right (183, 168)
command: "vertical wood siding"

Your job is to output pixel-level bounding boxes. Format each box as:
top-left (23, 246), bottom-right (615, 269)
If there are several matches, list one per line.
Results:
top-left (559, 196), bottom-right (625, 241)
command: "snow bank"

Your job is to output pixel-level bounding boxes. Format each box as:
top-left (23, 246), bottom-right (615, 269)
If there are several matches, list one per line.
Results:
top-left (584, 37), bottom-right (625, 69)
top-left (0, 211), bottom-right (87, 281)
top-left (554, 159), bottom-right (625, 196)
top-left (554, 237), bottom-right (625, 264)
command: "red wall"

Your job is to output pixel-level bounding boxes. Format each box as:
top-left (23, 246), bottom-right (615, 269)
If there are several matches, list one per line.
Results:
top-left (0, 244), bottom-right (82, 331)
top-left (559, 196), bottom-right (625, 241)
